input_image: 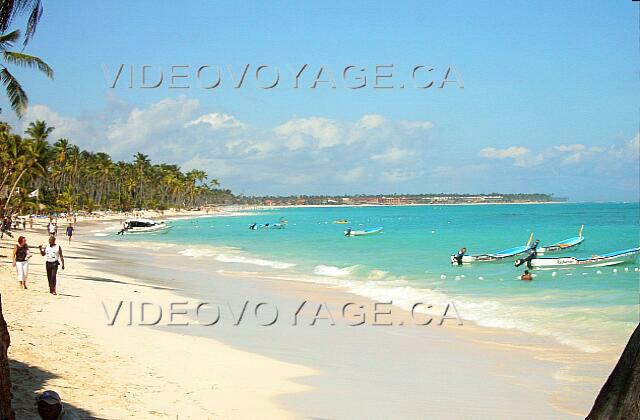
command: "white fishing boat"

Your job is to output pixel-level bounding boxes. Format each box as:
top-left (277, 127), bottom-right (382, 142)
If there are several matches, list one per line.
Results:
top-left (451, 233), bottom-right (533, 264)
top-left (537, 225), bottom-right (585, 254)
top-left (119, 218), bottom-right (171, 234)
top-left (344, 227), bottom-right (383, 237)
top-left (527, 247), bottom-right (640, 269)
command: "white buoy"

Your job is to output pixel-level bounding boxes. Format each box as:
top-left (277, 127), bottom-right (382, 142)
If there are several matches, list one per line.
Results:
top-left (431, 230), bottom-right (436, 234)
top-left (582, 272), bottom-right (588, 276)
top-left (596, 270), bottom-right (602, 274)
top-left (455, 276), bottom-right (461, 281)
top-left (440, 274), bottom-right (446, 279)
top-left (635, 267), bottom-right (639, 272)
top-left (567, 273), bottom-right (573, 276)
top-left (613, 269), bottom-right (618, 273)
top-left (478, 276), bottom-right (484, 280)
top-left (551, 272), bottom-right (557, 277)
top-left (624, 267), bottom-right (629, 272)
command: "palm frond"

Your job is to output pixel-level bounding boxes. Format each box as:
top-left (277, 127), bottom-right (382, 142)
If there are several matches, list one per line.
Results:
top-left (0, 67), bottom-right (27, 117)
top-left (0, 0), bottom-right (41, 45)
top-left (0, 29), bottom-right (20, 50)
top-left (22, 0), bottom-right (41, 46)
top-left (3, 51), bottom-right (53, 77)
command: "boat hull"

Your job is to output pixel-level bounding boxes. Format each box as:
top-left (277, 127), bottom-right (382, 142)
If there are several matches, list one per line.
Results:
top-left (451, 246), bottom-right (530, 264)
top-left (345, 227), bottom-right (383, 237)
top-left (122, 225), bottom-right (171, 234)
top-left (537, 236), bottom-right (585, 254)
top-left (529, 247), bottom-right (640, 269)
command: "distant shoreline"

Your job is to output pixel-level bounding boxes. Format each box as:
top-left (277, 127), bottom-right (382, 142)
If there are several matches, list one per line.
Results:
top-left (251, 201), bottom-right (568, 210)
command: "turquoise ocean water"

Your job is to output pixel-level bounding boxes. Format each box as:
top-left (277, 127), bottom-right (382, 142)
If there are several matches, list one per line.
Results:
top-left (110, 203), bottom-right (639, 353)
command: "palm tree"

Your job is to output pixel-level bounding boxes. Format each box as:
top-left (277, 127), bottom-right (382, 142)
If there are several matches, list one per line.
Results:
top-left (0, 29), bottom-right (52, 117)
top-left (0, 0), bottom-right (43, 46)
top-left (25, 119), bottom-right (53, 140)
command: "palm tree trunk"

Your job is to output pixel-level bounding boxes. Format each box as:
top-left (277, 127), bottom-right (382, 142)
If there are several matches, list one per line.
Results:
top-left (2, 167), bottom-right (27, 212)
top-left (587, 323), bottom-right (640, 419)
top-left (0, 295), bottom-right (14, 419)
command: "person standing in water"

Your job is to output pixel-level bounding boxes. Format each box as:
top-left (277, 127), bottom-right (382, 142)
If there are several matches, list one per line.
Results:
top-left (65, 224), bottom-right (74, 244)
top-left (39, 236), bottom-right (65, 295)
top-left (453, 247), bottom-right (467, 265)
top-left (12, 236), bottom-right (31, 289)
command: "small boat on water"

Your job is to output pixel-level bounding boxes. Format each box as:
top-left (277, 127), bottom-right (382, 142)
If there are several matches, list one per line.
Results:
top-left (344, 227), bottom-right (383, 237)
top-left (537, 225), bottom-right (585, 254)
top-left (525, 247), bottom-right (640, 269)
top-left (249, 223), bottom-right (286, 230)
top-left (333, 219), bottom-right (349, 224)
top-left (451, 233), bottom-right (533, 264)
top-left (118, 218), bottom-right (171, 234)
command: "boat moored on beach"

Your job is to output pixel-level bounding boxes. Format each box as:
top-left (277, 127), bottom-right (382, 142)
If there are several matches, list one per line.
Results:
top-left (344, 227), bottom-right (383, 236)
top-left (524, 247), bottom-right (640, 269)
top-left (118, 219), bottom-right (171, 234)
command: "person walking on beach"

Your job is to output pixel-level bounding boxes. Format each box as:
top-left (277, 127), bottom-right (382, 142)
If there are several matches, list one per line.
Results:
top-left (39, 236), bottom-right (65, 295)
top-left (65, 224), bottom-right (74, 244)
top-left (29, 216), bottom-right (34, 229)
top-left (12, 236), bottom-right (31, 289)
top-left (47, 218), bottom-right (57, 236)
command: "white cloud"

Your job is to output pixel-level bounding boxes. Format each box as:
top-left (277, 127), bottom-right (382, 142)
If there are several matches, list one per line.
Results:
top-left (21, 105), bottom-right (95, 145)
top-left (552, 144), bottom-right (603, 165)
top-left (371, 146), bottom-right (413, 162)
top-left (607, 134), bottom-right (639, 162)
top-left (480, 146), bottom-right (529, 159)
top-left (358, 114), bottom-right (385, 129)
top-left (106, 96), bottom-right (200, 156)
top-left (479, 146), bottom-right (531, 167)
top-left (339, 167), bottom-right (365, 182)
top-left (185, 113), bottom-right (246, 130)
top-left (399, 120), bottom-right (434, 131)
top-left (381, 169), bottom-right (423, 183)
top-left (273, 117), bottom-right (342, 149)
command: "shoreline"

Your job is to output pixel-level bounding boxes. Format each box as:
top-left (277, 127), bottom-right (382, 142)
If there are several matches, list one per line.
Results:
top-left (0, 214), bottom-right (622, 417)
top-left (0, 221), bottom-right (315, 418)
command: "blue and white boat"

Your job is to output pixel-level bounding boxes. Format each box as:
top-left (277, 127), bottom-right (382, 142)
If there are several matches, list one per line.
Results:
top-left (249, 223), bottom-right (286, 230)
top-left (344, 227), bottom-right (383, 237)
top-left (537, 225), bottom-right (585, 254)
top-left (451, 233), bottom-right (533, 263)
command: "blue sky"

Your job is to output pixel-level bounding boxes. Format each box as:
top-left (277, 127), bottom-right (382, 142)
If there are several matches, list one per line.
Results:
top-left (1, 1), bottom-right (638, 200)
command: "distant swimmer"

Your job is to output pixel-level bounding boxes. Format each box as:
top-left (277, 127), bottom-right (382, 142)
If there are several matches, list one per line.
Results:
top-left (345, 227), bottom-right (352, 236)
top-left (249, 223), bottom-right (257, 230)
top-left (452, 247), bottom-right (467, 265)
top-left (521, 270), bottom-right (533, 281)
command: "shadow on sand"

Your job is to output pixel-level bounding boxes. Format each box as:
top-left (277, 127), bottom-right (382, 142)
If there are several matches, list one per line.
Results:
top-left (9, 356), bottom-right (104, 419)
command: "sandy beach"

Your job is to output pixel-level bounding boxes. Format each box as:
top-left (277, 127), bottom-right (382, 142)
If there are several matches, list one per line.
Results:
top-left (0, 213), bottom-right (621, 418)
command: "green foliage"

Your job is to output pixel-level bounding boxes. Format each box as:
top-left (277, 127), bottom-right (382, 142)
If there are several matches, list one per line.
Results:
top-left (0, 120), bottom-right (235, 214)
